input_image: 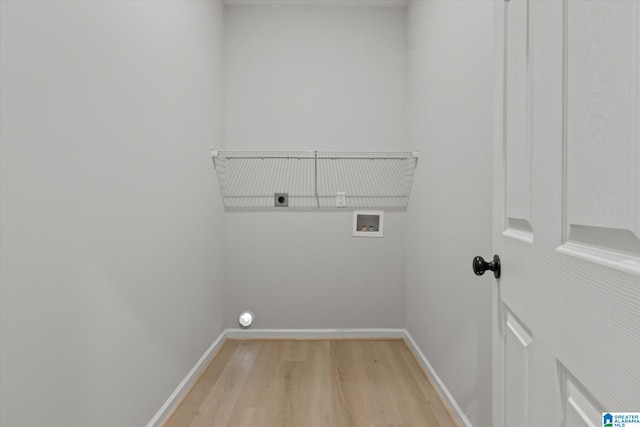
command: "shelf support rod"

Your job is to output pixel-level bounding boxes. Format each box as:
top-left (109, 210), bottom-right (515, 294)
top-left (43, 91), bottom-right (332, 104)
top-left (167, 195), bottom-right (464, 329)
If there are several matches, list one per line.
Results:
top-left (314, 150), bottom-right (320, 208)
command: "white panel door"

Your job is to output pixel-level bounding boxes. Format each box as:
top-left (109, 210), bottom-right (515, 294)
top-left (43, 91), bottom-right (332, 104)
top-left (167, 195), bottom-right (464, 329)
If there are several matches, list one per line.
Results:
top-left (493, 1), bottom-right (640, 426)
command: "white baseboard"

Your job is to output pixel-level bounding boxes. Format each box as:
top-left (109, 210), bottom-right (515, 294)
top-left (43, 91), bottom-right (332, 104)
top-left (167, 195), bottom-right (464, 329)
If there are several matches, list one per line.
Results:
top-left (146, 330), bottom-right (227, 427)
top-left (147, 328), bottom-right (471, 427)
top-left (225, 327), bottom-right (406, 339)
top-left (402, 330), bottom-right (473, 427)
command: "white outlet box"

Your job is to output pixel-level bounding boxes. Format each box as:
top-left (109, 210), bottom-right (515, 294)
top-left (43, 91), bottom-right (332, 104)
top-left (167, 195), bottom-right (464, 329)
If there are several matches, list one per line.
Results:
top-left (353, 210), bottom-right (384, 237)
top-left (336, 192), bottom-right (346, 208)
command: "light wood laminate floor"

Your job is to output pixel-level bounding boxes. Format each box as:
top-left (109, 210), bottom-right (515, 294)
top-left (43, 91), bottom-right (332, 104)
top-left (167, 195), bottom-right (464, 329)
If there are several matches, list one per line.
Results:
top-left (164, 339), bottom-right (458, 427)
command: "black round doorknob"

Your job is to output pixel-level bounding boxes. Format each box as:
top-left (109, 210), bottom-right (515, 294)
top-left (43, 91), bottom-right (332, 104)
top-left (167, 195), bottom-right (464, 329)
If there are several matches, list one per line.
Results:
top-left (472, 255), bottom-right (501, 278)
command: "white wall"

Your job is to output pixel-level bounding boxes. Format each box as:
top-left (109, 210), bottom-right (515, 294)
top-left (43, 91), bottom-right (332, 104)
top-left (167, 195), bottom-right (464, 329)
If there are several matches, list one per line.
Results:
top-left (224, 5), bottom-right (407, 328)
top-left (405, 1), bottom-right (494, 426)
top-left (1, 2), bottom-right (497, 425)
top-left (0, 1), bottom-right (226, 426)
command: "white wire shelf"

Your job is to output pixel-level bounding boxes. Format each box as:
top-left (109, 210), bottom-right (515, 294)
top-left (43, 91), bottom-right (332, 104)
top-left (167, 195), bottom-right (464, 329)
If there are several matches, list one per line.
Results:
top-left (211, 149), bottom-right (419, 211)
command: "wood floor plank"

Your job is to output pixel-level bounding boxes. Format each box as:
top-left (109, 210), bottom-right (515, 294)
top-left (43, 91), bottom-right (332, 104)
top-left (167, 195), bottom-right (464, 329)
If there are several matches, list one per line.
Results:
top-left (350, 340), bottom-right (404, 425)
top-left (302, 341), bottom-right (336, 427)
top-left (173, 341), bottom-right (262, 427)
top-left (163, 339), bottom-right (459, 427)
top-left (280, 339), bottom-right (308, 361)
top-left (262, 360), bottom-right (306, 426)
top-left (232, 340), bottom-right (283, 408)
top-left (224, 407), bottom-right (266, 427)
top-left (396, 341), bottom-right (459, 427)
top-left (164, 340), bottom-right (242, 427)
top-left (374, 340), bottom-right (442, 426)
top-left (330, 340), bottom-right (371, 427)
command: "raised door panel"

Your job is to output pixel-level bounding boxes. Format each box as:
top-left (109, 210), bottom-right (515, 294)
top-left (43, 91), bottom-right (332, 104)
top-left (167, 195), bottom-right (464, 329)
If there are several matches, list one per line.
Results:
top-left (504, 0), bottom-right (533, 241)
top-left (563, 373), bottom-right (602, 427)
top-left (561, 0), bottom-right (640, 275)
top-left (504, 311), bottom-right (533, 427)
